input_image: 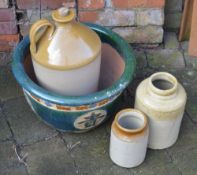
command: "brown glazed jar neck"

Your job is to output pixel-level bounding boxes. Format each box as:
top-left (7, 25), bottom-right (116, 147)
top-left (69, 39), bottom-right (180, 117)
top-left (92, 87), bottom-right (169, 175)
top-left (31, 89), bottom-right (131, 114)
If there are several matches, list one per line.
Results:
top-left (54, 20), bottom-right (73, 28)
top-left (148, 72), bottom-right (178, 98)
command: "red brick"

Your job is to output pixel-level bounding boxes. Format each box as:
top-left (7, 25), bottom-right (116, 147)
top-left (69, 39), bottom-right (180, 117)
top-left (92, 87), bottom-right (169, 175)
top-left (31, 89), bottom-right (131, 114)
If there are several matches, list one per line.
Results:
top-left (41, 0), bottom-right (75, 9)
top-left (16, 0), bottom-right (40, 9)
top-left (0, 0), bottom-right (9, 8)
top-left (0, 44), bottom-right (19, 52)
top-left (0, 34), bottom-right (20, 52)
top-left (79, 11), bottom-right (99, 22)
top-left (78, 0), bottom-right (105, 9)
top-left (16, 0), bottom-right (75, 9)
top-left (0, 8), bottom-right (16, 22)
top-left (0, 34), bottom-right (20, 43)
top-left (0, 21), bottom-right (18, 35)
top-left (0, 45), bottom-right (13, 52)
top-left (112, 0), bottom-right (165, 8)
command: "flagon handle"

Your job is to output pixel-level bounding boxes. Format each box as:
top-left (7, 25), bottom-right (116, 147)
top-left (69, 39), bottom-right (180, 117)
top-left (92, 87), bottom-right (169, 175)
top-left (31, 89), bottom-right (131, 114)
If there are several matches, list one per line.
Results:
top-left (30, 19), bottom-right (55, 54)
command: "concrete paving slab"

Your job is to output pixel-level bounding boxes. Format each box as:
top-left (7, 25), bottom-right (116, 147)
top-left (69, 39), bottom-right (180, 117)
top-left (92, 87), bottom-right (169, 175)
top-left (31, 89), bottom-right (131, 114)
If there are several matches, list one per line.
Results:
top-left (22, 137), bottom-right (76, 175)
top-left (0, 66), bottom-right (23, 101)
top-left (0, 111), bottom-right (12, 141)
top-left (2, 97), bottom-right (57, 145)
top-left (146, 49), bottom-right (185, 69)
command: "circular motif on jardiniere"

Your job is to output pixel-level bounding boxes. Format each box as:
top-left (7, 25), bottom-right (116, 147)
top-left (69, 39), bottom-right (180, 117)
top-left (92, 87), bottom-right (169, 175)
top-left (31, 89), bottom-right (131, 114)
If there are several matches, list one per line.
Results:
top-left (74, 110), bottom-right (107, 130)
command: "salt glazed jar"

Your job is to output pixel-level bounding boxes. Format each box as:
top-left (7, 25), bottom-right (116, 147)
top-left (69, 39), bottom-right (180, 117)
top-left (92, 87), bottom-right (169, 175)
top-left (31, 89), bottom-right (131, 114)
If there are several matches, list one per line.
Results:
top-left (135, 72), bottom-right (187, 149)
top-left (29, 7), bottom-right (101, 96)
top-left (110, 109), bottom-right (149, 168)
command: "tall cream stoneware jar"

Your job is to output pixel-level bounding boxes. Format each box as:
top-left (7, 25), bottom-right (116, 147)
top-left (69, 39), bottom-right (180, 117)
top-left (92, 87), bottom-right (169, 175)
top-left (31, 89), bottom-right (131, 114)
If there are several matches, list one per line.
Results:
top-left (110, 109), bottom-right (149, 168)
top-left (134, 72), bottom-right (187, 149)
top-left (29, 7), bottom-right (101, 96)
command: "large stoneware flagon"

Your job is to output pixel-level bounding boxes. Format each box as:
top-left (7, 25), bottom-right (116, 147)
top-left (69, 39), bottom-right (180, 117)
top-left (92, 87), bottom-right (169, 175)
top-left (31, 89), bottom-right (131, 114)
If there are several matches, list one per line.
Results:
top-left (29, 7), bottom-right (101, 96)
top-left (12, 23), bottom-right (136, 132)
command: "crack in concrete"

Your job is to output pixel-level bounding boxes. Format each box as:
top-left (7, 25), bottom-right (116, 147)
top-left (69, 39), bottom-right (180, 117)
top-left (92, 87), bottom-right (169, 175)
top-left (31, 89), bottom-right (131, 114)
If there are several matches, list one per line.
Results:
top-left (21, 133), bottom-right (59, 147)
top-left (58, 131), bottom-right (81, 175)
top-left (0, 137), bottom-right (13, 143)
top-left (177, 167), bottom-right (183, 175)
top-left (181, 47), bottom-right (188, 68)
top-left (1, 103), bottom-right (30, 175)
top-left (165, 149), bottom-right (186, 175)
top-left (165, 149), bottom-right (174, 163)
top-left (2, 108), bottom-right (15, 143)
top-left (144, 50), bottom-right (151, 69)
top-left (1, 95), bottom-right (25, 104)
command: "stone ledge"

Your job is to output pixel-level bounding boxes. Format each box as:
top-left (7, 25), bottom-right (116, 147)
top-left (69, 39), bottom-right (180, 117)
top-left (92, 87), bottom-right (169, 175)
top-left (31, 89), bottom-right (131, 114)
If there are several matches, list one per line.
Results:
top-left (79, 8), bottom-right (164, 27)
top-left (146, 49), bottom-right (185, 68)
top-left (136, 8), bottom-right (164, 26)
top-left (164, 32), bottom-right (179, 49)
top-left (79, 9), bottom-right (135, 26)
top-left (113, 26), bottom-right (163, 43)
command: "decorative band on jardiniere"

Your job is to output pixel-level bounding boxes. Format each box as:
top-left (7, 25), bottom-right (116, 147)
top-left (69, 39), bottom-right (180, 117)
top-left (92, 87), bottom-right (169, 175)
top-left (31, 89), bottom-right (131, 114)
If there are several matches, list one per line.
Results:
top-left (24, 89), bottom-right (121, 112)
top-left (24, 90), bottom-right (116, 131)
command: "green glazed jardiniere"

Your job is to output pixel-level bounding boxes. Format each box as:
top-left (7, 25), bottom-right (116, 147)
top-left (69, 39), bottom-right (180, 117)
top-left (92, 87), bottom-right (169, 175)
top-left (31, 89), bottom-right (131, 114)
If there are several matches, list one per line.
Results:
top-left (12, 23), bottom-right (136, 132)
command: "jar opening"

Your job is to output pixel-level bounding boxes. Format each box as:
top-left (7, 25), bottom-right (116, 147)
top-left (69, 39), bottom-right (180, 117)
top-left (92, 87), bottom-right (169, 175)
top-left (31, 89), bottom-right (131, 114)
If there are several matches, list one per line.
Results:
top-left (149, 72), bottom-right (178, 96)
top-left (115, 109), bottom-right (147, 133)
top-left (152, 79), bottom-right (174, 90)
top-left (118, 115), bottom-right (144, 130)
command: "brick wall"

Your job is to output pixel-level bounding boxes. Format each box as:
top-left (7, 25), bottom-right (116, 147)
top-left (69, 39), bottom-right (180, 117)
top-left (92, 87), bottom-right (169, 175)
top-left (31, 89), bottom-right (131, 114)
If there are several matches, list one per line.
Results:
top-left (0, 0), bottom-right (19, 51)
top-left (1, 0), bottom-right (168, 51)
top-left (78, 0), bottom-right (165, 44)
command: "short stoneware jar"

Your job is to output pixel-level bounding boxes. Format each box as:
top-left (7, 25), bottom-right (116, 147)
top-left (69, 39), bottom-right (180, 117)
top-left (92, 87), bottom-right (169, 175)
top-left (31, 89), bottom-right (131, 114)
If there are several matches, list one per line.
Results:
top-left (110, 108), bottom-right (149, 168)
top-left (135, 72), bottom-right (187, 149)
top-left (29, 7), bottom-right (101, 96)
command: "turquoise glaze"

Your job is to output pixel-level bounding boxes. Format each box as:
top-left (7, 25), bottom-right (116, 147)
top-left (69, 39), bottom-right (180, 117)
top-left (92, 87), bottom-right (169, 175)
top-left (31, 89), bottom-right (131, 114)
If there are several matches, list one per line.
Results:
top-left (12, 23), bottom-right (136, 132)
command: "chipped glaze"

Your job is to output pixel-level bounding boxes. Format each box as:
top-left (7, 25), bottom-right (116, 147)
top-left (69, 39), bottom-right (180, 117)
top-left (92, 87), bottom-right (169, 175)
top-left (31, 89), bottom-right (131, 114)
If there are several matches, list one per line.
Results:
top-left (135, 72), bottom-right (187, 149)
top-left (110, 109), bottom-right (149, 168)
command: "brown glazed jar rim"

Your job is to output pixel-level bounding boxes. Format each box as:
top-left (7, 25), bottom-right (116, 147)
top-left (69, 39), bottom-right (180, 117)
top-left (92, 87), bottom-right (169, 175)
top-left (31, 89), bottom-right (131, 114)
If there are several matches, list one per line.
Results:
top-left (114, 108), bottom-right (148, 134)
top-left (148, 72), bottom-right (178, 96)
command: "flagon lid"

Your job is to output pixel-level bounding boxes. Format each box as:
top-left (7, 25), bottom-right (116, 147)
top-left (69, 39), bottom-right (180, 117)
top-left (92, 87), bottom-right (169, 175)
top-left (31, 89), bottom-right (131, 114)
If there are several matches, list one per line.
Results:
top-left (29, 7), bottom-right (101, 70)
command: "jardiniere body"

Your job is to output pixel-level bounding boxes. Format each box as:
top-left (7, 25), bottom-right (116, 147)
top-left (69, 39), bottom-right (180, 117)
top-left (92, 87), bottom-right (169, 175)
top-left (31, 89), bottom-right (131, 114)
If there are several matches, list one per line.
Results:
top-left (135, 72), bottom-right (187, 149)
top-left (12, 23), bottom-right (136, 132)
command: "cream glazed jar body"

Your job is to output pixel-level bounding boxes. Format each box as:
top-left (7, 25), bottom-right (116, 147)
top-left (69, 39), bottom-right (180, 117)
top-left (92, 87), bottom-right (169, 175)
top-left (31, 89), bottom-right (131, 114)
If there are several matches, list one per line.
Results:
top-left (110, 109), bottom-right (149, 168)
top-left (135, 72), bottom-right (187, 149)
